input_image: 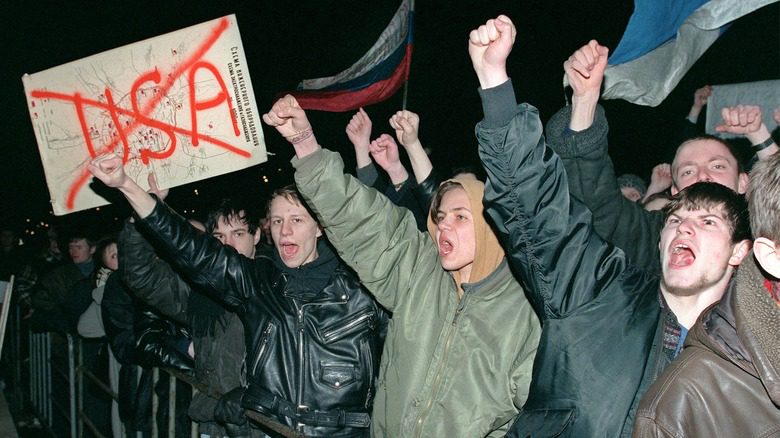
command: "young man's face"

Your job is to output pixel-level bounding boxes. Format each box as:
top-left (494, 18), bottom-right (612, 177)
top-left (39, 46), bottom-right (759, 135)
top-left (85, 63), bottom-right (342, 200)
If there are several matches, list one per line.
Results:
top-left (672, 139), bottom-right (748, 195)
top-left (435, 187), bottom-right (476, 282)
top-left (211, 213), bottom-right (260, 259)
top-left (69, 238), bottom-right (95, 264)
top-left (659, 205), bottom-right (747, 297)
top-left (269, 195), bottom-right (322, 268)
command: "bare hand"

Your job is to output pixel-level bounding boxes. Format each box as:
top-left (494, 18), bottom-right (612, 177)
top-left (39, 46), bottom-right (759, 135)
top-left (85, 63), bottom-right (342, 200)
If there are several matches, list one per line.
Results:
top-left (389, 110), bottom-right (420, 148)
top-left (564, 40), bottom-right (609, 99)
top-left (147, 173), bottom-right (169, 201)
top-left (369, 134), bottom-right (402, 172)
top-left (87, 153), bottom-right (129, 189)
top-left (692, 85), bottom-right (712, 110)
top-left (468, 15), bottom-right (516, 89)
top-left (262, 95), bottom-right (311, 140)
top-left (715, 105), bottom-right (763, 135)
top-left (773, 107), bottom-right (780, 125)
top-left (346, 108), bottom-right (372, 151)
top-left (647, 163), bottom-right (672, 193)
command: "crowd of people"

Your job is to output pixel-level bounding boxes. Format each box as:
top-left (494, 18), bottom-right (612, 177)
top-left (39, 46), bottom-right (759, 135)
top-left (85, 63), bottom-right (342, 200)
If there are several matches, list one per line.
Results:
top-left (2, 13), bottom-right (779, 438)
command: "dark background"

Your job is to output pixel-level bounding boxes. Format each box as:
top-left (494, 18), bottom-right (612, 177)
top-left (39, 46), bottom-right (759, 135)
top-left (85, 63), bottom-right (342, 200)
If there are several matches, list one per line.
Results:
top-left (2, 0), bottom-right (778, 240)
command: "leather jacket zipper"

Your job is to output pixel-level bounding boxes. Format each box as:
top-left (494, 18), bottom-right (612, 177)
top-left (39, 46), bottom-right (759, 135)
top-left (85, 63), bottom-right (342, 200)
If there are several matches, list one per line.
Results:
top-left (321, 310), bottom-right (374, 343)
top-left (251, 321), bottom-right (276, 376)
top-left (295, 300), bottom-right (306, 409)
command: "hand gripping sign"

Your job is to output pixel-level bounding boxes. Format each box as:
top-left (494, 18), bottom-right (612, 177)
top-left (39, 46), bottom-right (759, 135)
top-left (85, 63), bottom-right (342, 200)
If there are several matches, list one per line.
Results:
top-left (23, 15), bottom-right (266, 215)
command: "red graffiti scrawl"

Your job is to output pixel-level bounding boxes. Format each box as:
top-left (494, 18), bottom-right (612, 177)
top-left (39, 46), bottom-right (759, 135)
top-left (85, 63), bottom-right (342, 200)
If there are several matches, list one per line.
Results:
top-left (30, 17), bottom-right (247, 211)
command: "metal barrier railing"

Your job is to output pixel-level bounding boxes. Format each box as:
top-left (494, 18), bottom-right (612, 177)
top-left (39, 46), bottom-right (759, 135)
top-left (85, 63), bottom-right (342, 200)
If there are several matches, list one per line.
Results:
top-left (14, 304), bottom-right (305, 438)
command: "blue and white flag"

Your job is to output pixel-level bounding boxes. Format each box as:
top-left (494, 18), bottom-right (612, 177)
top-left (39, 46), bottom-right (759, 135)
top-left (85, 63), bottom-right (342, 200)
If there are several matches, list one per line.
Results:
top-left (602, 0), bottom-right (779, 107)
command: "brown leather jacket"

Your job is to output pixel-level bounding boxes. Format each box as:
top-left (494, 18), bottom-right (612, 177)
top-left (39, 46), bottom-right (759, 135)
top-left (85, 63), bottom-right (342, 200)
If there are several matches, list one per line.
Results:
top-left (633, 254), bottom-right (780, 437)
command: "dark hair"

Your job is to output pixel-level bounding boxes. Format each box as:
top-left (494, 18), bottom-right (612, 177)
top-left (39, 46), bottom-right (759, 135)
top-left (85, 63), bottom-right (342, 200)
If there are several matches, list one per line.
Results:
top-left (94, 235), bottom-right (118, 270)
top-left (747, 152), bottom-right (780, 242)
top-left (663, 181), bottom-right (750, 244)
top-left (449, 165), bottom-right (486, 182)
top-left (205, 197), bottom-right (260, 235)
top-left (265, 185), bottom-right (319, 224)
top-left (430, 181), bottom-right (464, 224)
top-left (68, 233), bottom-right (95, 247)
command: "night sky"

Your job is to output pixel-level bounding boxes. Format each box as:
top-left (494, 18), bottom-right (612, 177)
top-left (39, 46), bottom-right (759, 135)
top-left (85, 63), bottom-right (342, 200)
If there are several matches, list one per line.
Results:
top-left (2, 0), bottom-right (778, 240)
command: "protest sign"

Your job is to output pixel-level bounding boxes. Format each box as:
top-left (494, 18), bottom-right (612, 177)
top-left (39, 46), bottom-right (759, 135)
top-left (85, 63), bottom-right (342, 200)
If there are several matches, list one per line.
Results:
top-left (23, 15), bottom-right (266, 215)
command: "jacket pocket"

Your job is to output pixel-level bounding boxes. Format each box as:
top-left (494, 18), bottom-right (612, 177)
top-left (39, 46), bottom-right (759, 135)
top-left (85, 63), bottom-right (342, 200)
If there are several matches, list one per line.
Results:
top-left (318, 308), bottom-right (376, 344)
top-left (319, 361), bottom-right (359, 390)
top-left (250, 321), bottom-right (276, 377)
top-left (508, 407), bottom-right (576, 438)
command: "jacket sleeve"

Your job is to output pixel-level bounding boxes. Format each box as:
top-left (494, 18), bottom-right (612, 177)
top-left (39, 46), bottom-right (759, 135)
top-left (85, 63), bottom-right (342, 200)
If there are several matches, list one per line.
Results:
top-left (132, 199), bottom-right (252, 311)
top-left (412, 167), bottom-right (441, 215)
top-left (101, 273), bottom-right (137, 365)
top-left (119, 220), bottom-right (189, 324)
top-left (360, 162), bottom-right (429, 231)
top-left (477, 83), bottom-right (630, 318)
top-left (293, 149), bottom-right (447, 312)
top-left (545, 105), bottom-right (663, 273)
top-left (133, 309), bottom-right (194, 372)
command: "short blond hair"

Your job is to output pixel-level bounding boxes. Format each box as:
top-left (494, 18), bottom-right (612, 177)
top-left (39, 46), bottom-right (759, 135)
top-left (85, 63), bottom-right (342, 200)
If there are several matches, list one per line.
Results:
top-left (747, 153), bottom-right (780, 242)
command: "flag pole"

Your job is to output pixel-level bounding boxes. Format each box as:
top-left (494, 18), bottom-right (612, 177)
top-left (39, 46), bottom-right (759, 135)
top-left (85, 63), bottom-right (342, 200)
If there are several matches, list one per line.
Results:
top-left (401, 0), bottom-right (414, 110)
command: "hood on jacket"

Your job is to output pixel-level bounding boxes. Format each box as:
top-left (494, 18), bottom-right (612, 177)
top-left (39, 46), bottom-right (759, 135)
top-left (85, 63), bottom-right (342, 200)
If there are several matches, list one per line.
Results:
top-left (426, 175), bottom-right (505, 291)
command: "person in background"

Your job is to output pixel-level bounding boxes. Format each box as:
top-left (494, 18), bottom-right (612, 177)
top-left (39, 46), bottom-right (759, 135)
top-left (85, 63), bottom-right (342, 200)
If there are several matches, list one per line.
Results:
top-left (616, 173), bottom-right (647, 202)
top-left (633, 150), bottom-right (780, 437)
top-left (119, 187), bottom-right (260, 438)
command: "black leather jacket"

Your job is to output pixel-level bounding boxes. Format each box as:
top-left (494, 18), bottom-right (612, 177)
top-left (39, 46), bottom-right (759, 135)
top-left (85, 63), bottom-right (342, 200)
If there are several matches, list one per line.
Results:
top-left (119, 219), bottom-right (249, 437)
top-left (135, 199), bottom-right (388, 437)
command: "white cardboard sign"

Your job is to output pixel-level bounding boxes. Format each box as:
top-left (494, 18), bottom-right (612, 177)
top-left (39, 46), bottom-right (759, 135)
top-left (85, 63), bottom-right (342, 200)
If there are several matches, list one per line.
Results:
top-left (23, 15), bottom-right (266, 215)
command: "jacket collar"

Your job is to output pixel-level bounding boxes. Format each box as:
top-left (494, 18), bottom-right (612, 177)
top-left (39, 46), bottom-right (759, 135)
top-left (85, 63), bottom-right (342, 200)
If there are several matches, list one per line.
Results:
top-left (734, 253), bottom-right (780, 405)
top-left (690, 254), bottom-right (780, 404)
top-left (272, 239), bottom-right (340, 301)
top-left (461, 258), bottom-right (513, 298)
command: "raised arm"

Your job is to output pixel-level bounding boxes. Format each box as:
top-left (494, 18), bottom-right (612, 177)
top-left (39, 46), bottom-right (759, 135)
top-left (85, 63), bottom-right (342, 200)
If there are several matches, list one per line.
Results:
top-left (688, 85), bottom-right (712, 124)
top-left (545, 40), bottom-right (663, 271)
top-left (642, 163), bottom-right (672, 203)
top-left (565, 40), bottom-right (608, 132)
top-left (369, 134), bottom-right (410, 186)
top-left (88, 155), bottom-right (156, 218)
top-left (471, 17), bottom-right (631, 315)
top-left (716, 104), bottom-right (778, 161)
top-left (88, 159), bottom-right (252, 309)
top-left (389, 110), bottom-right (433, 183)
top-left (346, 107), bottom-right (373, 169)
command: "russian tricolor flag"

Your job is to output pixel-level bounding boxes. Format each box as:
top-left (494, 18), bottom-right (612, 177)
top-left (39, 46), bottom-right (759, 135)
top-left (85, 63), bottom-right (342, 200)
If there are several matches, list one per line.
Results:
top-left (291, 0), bottom-right (414, 112)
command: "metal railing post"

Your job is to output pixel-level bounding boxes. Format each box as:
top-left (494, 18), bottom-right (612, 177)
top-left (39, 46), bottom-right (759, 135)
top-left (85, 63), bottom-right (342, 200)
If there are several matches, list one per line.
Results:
top-left (68, 334), bottom-right (78, 438)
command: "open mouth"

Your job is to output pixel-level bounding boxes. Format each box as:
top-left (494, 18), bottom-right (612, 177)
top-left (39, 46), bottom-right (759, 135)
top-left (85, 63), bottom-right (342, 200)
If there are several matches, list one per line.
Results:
top-left (670, 242), bottom-right (695, 267)
top-left (280, 242), bottom-right (299, 259)
top-left (438, 238), bottom-right (453, 256)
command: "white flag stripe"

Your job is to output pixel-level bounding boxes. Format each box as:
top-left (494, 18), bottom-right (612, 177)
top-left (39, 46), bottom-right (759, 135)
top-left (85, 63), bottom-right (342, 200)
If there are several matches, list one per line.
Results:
top-left (299, 0), bottom-right (411, 90)
top-left (601, 0), bottom-right (778, 106)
